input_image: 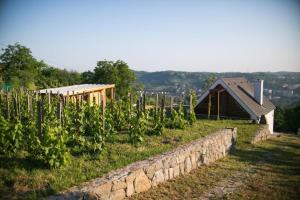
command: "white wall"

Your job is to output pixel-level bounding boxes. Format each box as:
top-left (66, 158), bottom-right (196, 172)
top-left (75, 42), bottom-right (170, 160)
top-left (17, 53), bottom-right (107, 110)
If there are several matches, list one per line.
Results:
top-left (264, 110), bottom-right (274, 134)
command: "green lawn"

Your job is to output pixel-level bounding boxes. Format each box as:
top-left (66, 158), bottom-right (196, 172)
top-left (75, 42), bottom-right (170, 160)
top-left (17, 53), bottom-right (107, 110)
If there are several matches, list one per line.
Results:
top-left (128, 131), bottom-right (300, 200)
top-left (0, 120), bottom-right (257, 199)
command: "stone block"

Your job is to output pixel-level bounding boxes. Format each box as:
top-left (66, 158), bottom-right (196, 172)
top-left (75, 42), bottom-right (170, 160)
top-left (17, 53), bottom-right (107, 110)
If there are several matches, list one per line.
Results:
top-left (110, 189), bottom-right (125, 200)
top-left (163, 168), bottom-right (169, 180)
top-left (184, 157), bottom-right (192, 173)
top-left (169, 168), bottom-right (174, 179)
top-left (179, 162), bottom-right (185, 175)
top-left (93, 182), bottom-right (112, 200)
top-left (112, 180), bottom-right (127, 191)
top-left (173, 165), bottom-right (180, 177)
top-left (134, 170), bottom-right (151, 193)
top-left (152, 170), bottom-right (164, 186)
top-left (144, 160), bottom-right (163, 179)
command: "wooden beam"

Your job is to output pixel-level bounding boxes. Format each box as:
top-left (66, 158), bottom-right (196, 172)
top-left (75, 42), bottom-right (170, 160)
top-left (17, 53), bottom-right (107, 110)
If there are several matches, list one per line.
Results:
top-left (208, 93), bottom-right (211, 119)
top-left (217, 91), bottom-right (220, 120)
top-left (209, 88), bottom-right (225, 93)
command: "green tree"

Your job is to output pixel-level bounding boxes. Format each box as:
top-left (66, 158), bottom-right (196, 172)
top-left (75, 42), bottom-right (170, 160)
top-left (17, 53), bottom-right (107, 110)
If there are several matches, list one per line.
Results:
top-left (92, 60), bottom-right (136, 97)
top-left (0, 43), bottom-right (40, 89)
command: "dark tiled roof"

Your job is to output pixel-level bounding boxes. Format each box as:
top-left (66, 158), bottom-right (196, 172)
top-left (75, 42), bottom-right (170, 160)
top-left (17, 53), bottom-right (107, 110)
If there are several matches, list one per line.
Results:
top-left (221, 77), bottom-right (275, 117)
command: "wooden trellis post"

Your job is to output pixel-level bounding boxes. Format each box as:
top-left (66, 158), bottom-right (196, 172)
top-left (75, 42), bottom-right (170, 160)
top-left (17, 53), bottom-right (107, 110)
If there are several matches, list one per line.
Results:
top-left (6, 91), bottom-right (10, 119)
top-left (129, 93), bottom-right (132, 114)
top-left (170, 96), bottom-right (174, 111)
top-left (56, 100), bottom-right (62, 122)
top-left (208, 93), bottom-right (211, 119)
top-left (155, 93), bottom-right (159, 116)
top-left (101, 99), bottom-right (105, 129)
top-left (137, 99), bottom-right (141, 116)
top-left (37, 100), bottom-right (43, 138)
top-left (189, 94), bottom-right (193, 113)
top-left (217, 91), bottom-right (220, 120)
top-left (143, 92), bottom-right (146, 113)
top-left (13, 93), bottom-right (18, 117)
top-left (160, 95), bottom-right (165, 123)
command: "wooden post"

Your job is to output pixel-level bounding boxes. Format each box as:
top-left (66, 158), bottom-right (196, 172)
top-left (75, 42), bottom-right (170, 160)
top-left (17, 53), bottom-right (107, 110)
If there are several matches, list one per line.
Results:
top-left (76, 93), bottom-right (80, 111)
top-left (13, 94), bottom-right (18, 117)
top-left (137, 99), bottom-right (141, 115)
top-left (101, 89), bottom-right (106, 109)
top-left (217, 91), bottom-right (220, 120)
top-left (37, 100), bottom-right (43, 138)
top-left (48, 90), bottom-right (51, 111)
top-left (101, 99), bottom-right (105, 129)
top-left (6, 91), bottom-right (10, 119)
top-left (160, 96), bottom-right (165, 123)
top-left (27, 93), bottom-right (33, 117)
top-left (66, 91), bottom-right (69, 105)
top-left (155, 93), bottom-right (159, 115)
top-left (208, 93), bottom-right (211, 119)
top-left (189, 94), bottom-right (193, 113)
top-left (110, 88), bottom-right (114, 100)
top-left (82, 91), bottom-right (85, 104)
top-left (143, 92), bottom-right (146, 113)
top-left (128, 93), bottom-right (132, 115)
top-left (18, 93), bottom-right (21, 120)
top-left (170, 96), bottom-right (173, 111)
top-left (98, 92), bottom-right (101, 105)
top-left (56, 100), bottom-right (62, 122)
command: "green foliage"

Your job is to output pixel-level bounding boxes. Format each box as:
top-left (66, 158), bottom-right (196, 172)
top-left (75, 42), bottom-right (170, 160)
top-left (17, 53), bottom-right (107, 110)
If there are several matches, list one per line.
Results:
top-left (166, 104), bottom-right (186, 129)
top-left (83, 60), bottom-right (136, 98)
top-left (275, 104), bottom-right (300, 133)
top-left (0, 117), bottom-right (23, 156)
top-left (0, 43), bottom-right (39, 89)
top-left (0, 43), bottom-right (82, 90)
top-left (129, 112), bottom-right (147, 143)
top-left (186, 109), bottom-right (196, 125)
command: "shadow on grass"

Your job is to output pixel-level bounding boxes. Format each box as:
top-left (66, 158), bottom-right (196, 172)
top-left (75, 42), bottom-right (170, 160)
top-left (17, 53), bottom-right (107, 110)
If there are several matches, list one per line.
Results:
top-left (0, 155), bottom-right (48, 171)
top-left (232, 134), bottom-right (300, 178)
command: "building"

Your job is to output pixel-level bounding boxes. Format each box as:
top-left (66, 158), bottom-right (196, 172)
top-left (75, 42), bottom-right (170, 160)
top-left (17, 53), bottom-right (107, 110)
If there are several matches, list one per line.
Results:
top-left (194, 77), bottom-right (275, 133)
top-left (38, 84), bottom-right (115, 108)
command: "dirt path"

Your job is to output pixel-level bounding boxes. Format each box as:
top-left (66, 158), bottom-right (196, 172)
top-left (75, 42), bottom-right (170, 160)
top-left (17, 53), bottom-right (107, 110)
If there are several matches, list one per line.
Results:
top-left (198, 171), bottom-right (245, 200)
top-left (128, 134), bottom-right (300, 200)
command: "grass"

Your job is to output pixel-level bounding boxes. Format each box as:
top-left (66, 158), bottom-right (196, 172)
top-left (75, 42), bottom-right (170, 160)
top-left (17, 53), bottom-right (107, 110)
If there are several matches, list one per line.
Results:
top-left (0, 119), bottom-right (256, 199)
top-left (128, 129), bottom-right (300, 200)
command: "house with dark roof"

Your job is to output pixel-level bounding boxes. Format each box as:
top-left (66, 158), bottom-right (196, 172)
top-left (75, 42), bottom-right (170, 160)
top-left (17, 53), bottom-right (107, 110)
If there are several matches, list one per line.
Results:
top-left (194, 77), bottom-right (275, 133)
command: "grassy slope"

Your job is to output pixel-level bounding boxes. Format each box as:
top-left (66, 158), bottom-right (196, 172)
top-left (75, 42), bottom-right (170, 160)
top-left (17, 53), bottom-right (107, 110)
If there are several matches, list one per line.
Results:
top-left (128, 132), bottom-right (300, 200)
top-left (0, 120), bottom-right (256, 199)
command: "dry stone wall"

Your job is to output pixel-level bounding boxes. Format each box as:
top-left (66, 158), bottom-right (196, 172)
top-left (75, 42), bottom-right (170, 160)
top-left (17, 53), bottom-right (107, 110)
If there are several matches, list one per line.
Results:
top-left (47, 128), bottom-right (237, 200)
top-left (251, 125), bottom-right (272, 144)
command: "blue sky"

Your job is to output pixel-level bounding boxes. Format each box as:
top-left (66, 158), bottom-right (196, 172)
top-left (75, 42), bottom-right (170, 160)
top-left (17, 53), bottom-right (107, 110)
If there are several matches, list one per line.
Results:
top-left (0, 0), bottom-right (300, 72)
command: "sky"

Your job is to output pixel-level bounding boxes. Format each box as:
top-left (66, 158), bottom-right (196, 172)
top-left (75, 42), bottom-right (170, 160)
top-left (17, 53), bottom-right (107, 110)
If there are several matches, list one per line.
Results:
top-left (0, 0), bottom-right (300, 72)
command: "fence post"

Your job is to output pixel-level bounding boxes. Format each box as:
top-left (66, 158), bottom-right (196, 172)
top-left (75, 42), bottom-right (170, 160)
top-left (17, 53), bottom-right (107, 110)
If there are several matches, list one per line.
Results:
top-left (56, 100), bottom-right (62, 123)
top-left (170, 96), bottom-right (173, 111)
top-left (37, 100), bottom-right (43, 138)
top-left (101, 99), bottom-right (105, 130)
top-left (48, 90), bottom-right (52, 111)
top-left (13, 93), bottom-right (18, 117)
top-left (189, 94), bottom-right (193, 113)
top-left (160, 96), bottom-right (165, 123)
top-left (6, 91), bottom-right (10, 119)
top-left (155, 93), bottom-right (159, 116)
top-left (143, 92), bottom-right (146, 113)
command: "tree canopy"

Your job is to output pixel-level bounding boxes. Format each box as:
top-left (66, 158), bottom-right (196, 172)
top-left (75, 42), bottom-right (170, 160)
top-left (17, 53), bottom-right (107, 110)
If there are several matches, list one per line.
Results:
top-left (0, 43), bottom-right (40, 89)
top-left (0, 43), bottom-right (81, 89)
top-left (83, 60), bottom-right (137, 98)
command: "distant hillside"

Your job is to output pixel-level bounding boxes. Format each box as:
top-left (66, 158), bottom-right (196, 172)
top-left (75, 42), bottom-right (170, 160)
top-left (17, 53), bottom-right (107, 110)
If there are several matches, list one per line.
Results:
top-left (135, 70), bottom-right (300, 107)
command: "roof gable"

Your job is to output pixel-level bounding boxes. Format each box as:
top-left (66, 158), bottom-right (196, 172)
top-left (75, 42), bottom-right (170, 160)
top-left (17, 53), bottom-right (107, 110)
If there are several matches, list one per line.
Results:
top-left (196, 77), bottom-right (275, 118)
